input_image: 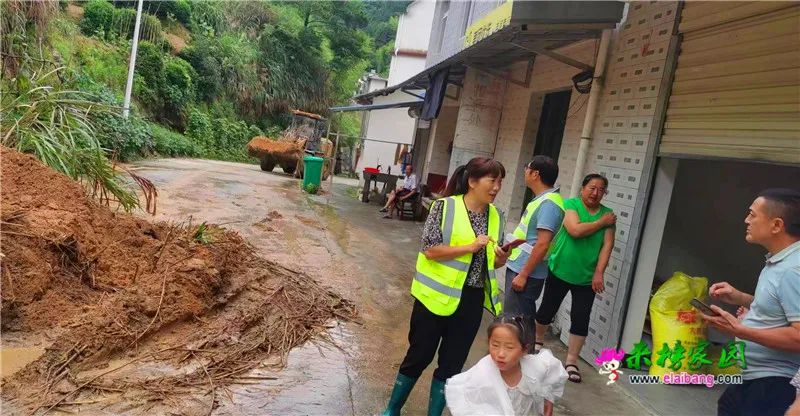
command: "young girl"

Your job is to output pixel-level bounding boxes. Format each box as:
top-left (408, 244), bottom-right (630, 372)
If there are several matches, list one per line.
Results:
top-left (445, 315), bottom-right (568, 416)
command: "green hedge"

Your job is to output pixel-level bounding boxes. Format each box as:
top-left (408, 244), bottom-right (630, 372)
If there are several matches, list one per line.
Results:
top-left (82, 3), bottom-right (163, 45)
top-left (151, 124), bottom-right (200, 157)
top-left (163, 57), bottom-right (196, 113)
top-left (94, 112), bottom-right (154, 161)
top-left (81, 0), bottom-right (115, 36)
top-left (185, 108), bottom-right (262, 163)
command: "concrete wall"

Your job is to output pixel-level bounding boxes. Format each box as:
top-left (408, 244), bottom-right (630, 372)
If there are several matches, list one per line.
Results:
top-left (395, 0), bottom-right (436, 53)
top-left (448, 69), bottom-right (506, 179)
top-left (388, 0), bottom-right (435, 86)
top-left (388, 55), bottom-right (427, 87)
top-left (490, 40), bottom-right (596, 223)
top-left (492, 62), bottom-right (538, 221)
top-left (567, 2), bottom-right (680, 363)
top-left (365, 76), bottom-right (388, 93)
top-left (423, 104), bottom-right (458, 181)
top-left (427, 0), bottom-right (502, 67)
top-left (528, 40), bottom-right (597, 199)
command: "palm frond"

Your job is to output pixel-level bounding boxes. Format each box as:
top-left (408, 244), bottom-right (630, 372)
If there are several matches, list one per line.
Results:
top-left (1, 66), bottom-right (140, 212)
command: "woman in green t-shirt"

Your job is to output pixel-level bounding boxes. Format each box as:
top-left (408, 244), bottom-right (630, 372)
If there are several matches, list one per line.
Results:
top-left (534, 174), bottom-right (616, 383)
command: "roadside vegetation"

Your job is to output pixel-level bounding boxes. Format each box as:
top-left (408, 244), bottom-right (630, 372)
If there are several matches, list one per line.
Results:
top-left (1, 0), bottom-right (409, 210)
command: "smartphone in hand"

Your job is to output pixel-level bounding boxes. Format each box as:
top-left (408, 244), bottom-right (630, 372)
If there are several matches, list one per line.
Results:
top-left (690, 298), bottom-right (720, 316)
top-left (502, 239), bottom-right (526, 252)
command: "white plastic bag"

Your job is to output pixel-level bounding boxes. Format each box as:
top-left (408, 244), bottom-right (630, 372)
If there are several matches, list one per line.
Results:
top-left (445, 350), bottom-right (567, 416)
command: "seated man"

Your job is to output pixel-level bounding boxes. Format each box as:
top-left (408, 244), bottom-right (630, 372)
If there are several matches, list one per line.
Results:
top-left (381, 165), bottom-right (417, 219)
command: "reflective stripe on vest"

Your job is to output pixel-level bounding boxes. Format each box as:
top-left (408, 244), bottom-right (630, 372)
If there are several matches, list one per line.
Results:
top-left (508, 191), bottom-right (564, 262)
top-left (411, 195), bottom-right (504, 317)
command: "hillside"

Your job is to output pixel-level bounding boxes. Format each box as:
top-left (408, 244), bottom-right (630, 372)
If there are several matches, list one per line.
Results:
top-left (1, 0), bottom-right (408, 209)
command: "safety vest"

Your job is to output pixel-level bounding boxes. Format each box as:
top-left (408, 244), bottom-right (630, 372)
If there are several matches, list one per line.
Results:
top-left (411, 195), bottom-right (504, 317)
top-left (508, 191), bottom-right (564, 262)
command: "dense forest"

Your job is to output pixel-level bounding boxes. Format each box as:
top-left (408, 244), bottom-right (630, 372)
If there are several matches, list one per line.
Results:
top-left (1, 0), bottom-right (409, 208)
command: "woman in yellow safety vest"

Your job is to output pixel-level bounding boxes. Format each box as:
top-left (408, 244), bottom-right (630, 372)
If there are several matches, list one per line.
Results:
top-left (381, 157), bottom-right (509, 416)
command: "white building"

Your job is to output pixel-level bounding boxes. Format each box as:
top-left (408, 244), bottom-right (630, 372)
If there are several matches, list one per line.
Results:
top-left (354, 0), bottom-right (435, 175)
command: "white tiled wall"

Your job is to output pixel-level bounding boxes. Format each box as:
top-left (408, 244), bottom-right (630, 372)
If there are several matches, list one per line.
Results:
top-left (552, 1), bottom-right (679, 366)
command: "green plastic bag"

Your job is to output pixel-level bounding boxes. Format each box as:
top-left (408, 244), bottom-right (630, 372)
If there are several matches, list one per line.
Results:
top-left (649, 272), bottom-right (709, 376)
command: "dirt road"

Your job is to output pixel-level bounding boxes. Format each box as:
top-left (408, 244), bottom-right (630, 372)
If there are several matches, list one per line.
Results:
top-left (129, 158), bottom-right (426, 414)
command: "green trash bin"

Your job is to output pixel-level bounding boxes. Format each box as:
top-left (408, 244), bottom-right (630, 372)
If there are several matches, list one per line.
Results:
top-left (302, 155), bottom-right (324, 189)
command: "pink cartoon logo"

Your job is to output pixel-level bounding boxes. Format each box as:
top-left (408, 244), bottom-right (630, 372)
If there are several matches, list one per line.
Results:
top-left (595, 348), bottom-right (626, 385)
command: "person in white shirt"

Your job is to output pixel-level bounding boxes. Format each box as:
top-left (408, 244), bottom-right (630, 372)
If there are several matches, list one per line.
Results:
top-left (445, 314), bottom-right (568, 416)
top-left (381, 165), bottom-right (417, 219)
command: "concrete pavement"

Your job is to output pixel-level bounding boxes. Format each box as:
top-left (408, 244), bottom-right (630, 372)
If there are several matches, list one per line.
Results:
top-left (129, 158), bottom-right (657, 415)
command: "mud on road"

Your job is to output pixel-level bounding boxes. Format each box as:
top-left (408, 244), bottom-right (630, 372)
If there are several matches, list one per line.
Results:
top-left (0, 151), bottom-right (356, 415)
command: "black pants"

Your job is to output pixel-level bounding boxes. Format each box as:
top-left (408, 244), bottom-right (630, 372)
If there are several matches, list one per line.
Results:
top-left (718, 376), bottom-right (795, 416)
top-left (535, 269), bottom-right (595, 337)
top-left (399, 286), bottom-right (485, 381)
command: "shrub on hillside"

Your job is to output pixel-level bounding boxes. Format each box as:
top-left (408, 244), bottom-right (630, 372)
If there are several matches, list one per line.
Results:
top-left (179, 45), bottom-right (222, 103)
top-left (111, 7), bottom-right (137, 38)
top-left (186, 108), bottom-right (214, 150)
top-left (151, 123), bottom-right (200, 157)
top-left (163, 0), bottom-right (191, 25)
top-left (94, 112), bottom-right (154, 161)
top-left (81, 0), bottom-right (115, 37)
top-left (162, 57), bottom-right (196, 113)
top-left (188, 0), bottom-right (224, 35)
top-left (185, 108), bottom-right (262, 162)
top-left (134, 41), bottom-right (164, 101)
top-left (140, 13), bottom-right (164, 44)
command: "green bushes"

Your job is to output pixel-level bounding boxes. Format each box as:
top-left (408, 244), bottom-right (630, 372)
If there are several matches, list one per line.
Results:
top-left (139, 13), bottom-right (163, 44)
top-left (179, 47), bottom-right (221, 102)
top-left (1, 67), bottom-right (139, 210)
top-left (81, 2), bottom-right (162, 44)
top-left (162, 57), bottom-right (195, 112)
top-left (185, 108), bottom-right (261, 163)
top-left (94, 112), bottom-right (153, 161)
top-left (151, 124), bottom-right (199, 157)
top-left (259, 25), bottom-right (328, 114)
top-left (81, 0), bottom-right (115, 36)
top-left (132, 42), bottom-right (195, 122)
top-left (188, 0), bottom-right (223, 35)
top-left (151, 0), bottom-right (190, 26)
top-left (133, 41), bottom-right (164, 110)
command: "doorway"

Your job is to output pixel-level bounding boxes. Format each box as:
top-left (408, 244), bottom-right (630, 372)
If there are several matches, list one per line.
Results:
top-left (521, 89), bottom-right (572, 214)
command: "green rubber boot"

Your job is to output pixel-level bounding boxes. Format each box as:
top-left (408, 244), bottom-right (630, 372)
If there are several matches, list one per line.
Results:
top-left (427, 377), bottom-right (446, 416)
top-left (381, 373), bottom-right (418, 416)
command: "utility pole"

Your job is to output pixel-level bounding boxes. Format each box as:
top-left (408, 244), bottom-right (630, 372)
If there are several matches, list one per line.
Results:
top-left (122, 0), bottom-right (144, 119)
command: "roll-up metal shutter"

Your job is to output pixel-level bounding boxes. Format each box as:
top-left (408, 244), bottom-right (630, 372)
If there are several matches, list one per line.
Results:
top-left (660, 2), bottom-right (800, 164)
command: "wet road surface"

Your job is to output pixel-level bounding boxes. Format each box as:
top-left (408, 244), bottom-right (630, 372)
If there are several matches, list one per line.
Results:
top-left (123, 158), bottom-right (654, 415)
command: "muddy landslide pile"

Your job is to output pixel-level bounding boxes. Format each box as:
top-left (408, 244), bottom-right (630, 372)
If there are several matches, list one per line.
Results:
top-left (0, 147), bottom-right (356, 413)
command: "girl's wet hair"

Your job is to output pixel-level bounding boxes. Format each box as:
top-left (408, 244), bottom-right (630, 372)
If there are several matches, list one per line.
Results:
top-left (487, 313), bottom-right (534, 347)
top-left (443, 157), bottom-right (506, 197)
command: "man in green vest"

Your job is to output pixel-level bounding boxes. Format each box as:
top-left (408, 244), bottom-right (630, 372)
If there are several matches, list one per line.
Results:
top-left (505, 155), bottom-right (564, 352)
